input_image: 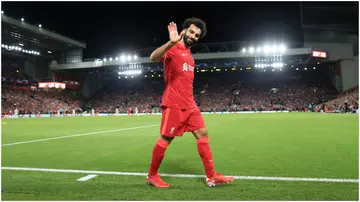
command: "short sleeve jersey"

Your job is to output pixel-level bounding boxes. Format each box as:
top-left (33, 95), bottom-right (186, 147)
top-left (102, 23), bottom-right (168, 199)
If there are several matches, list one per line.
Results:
top-left (161, 43), bottom-right (196, 109)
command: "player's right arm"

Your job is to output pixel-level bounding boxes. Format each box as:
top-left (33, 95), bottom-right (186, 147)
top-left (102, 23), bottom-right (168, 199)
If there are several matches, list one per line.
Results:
top-left (149, 22), bottom-right (185, 62)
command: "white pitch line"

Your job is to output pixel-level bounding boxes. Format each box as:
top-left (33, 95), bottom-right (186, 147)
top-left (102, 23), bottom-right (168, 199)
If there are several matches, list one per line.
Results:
top-left (77, 174), bottom-right (98, 181)
top-left (1, 166), bottom-right (358, 183)
top-left (2, 124), bottom-right (158, 147)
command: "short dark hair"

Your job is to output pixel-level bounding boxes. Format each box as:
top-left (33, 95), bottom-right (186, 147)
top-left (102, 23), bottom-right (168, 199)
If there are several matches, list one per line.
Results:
top-left (182, 17), bottom-right (207, 38)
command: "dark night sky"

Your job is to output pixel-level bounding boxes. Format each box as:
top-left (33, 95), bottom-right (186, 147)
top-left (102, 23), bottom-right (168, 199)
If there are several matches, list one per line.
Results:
top-left (1, 1), bottom-right (358, 59)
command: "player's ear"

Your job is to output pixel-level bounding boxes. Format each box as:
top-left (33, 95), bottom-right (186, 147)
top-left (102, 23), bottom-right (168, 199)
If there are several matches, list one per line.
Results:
top-left (180, 29), bottom-right (186, 37)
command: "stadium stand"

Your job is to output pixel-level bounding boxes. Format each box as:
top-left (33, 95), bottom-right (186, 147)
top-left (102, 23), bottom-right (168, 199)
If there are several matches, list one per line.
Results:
top-left (1, 12), bottom-right (358, 118)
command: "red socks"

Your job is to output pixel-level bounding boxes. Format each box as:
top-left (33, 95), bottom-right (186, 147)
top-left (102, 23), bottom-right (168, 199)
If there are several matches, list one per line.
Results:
top-left (148, 136), bottom-right (216, 179)
top-left (148, 138), bottom-right (169, 177)
top-left (196, 136), bottom-right (216, 178)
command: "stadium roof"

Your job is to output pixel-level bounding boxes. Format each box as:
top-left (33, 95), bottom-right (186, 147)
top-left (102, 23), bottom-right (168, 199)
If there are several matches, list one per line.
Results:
top-left (1, 14), bottom-right (86, 58)
top-left (301, 2), bottom-right (358, 33)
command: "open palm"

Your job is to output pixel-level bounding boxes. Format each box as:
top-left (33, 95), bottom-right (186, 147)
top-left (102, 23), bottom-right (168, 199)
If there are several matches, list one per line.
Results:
top-left (168, 22), bottom-right (185, 44)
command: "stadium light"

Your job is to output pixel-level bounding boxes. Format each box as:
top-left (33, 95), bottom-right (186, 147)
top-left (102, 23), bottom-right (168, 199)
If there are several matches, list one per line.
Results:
top-left (115, 57), bottom-right (119, 60)
top-left (2, 43), bottom-right (40, 55)
top-left (21, 18), bottom-right (24, 22)
top-left (272, 62), bottom-right (284, 68)
top-left (256, 47), bottom-right (261, 53)
top-left (1, 11), bottom-right (3, 14)
top-left (103, 58), bottom-right (107, 62)
top-left (127, 55), bottom-right (132, 61)
top-left (120, 55), bottom-right (126, 62)
top-left (255, 62), bottom-right (284, 69)
top-left (271, 45), bottom-right (278, 53)
top-left (39, 24), bottom-right (42, 28)
top-left (241, 48), bottom-right (246, 53)
top-left (109, 57), bottom-right (113, 61)
top-left (313, 67), bottom-right (316, 70)
top-left (118, 70), bottom-right (142, 75)
top-left (279, 45), bottom-right (286, 53)
top-left (133, 55), bottom-right (138, 60)
top-left (249, 47), bottom-right (254, 53)
top-left (263, 45), bottom-right (270, 53)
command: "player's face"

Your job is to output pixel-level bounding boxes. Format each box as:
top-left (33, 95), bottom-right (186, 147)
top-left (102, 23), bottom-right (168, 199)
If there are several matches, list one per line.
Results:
top-left (183, 24), bottom-right (202, 47)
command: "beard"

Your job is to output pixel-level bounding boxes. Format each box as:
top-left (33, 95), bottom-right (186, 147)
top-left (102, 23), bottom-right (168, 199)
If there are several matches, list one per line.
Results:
top-left (183, 34), bottom-right (196, 47)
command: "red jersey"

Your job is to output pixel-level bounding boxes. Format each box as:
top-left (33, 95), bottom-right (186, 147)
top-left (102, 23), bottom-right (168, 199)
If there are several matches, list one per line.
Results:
top-left (161, 43), bottom-right (196, 109)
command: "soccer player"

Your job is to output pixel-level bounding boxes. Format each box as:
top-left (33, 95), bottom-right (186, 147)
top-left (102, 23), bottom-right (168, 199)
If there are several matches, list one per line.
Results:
top-left (135, 107), bottom-right (139, 116)
top-left (146, 17), bottom-right (235, 188)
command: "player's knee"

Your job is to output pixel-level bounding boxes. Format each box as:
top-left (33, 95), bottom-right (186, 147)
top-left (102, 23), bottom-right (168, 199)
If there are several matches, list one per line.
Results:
top-left (192, 128), bottom-right (208, 139)
top-left (160, 135), bottom-right (174, 144)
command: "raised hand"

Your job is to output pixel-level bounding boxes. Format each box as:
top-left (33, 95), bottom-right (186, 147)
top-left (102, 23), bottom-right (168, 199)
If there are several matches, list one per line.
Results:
top-left (168, 22), bottom-right (185, 45)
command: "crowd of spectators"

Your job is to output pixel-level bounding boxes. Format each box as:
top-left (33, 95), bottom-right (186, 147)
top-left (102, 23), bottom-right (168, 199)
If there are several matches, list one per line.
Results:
top-left (2, 86), bottom-right (81, 115)
top-left (323, 85), bottom-right (358, 112)
top-left (1, 66), bottom-right (357, 115)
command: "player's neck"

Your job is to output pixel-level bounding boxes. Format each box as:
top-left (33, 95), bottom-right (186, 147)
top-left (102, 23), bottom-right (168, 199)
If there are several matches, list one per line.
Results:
top-left (178, 40), bottom-right (191, 49)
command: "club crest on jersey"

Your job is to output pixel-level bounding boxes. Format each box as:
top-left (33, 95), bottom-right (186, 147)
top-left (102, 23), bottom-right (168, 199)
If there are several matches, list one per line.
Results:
top-left (170, 127), bottom-right (175, 134)
top-left (182, 62), bottom-right (194, 72)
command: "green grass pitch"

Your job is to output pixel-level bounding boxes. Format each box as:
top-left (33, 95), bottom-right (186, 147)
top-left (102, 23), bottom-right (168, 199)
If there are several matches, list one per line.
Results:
top-left (1, 113), bottom-right (359, 200)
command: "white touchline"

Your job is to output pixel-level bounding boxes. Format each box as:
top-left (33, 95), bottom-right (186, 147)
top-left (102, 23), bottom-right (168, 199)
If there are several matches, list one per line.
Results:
top-left (2, 124), bottom-right (159, 147)
top-left (77, 174), bottom-right (98, 182)
top-left (1, 166), bottom-right (358, 183)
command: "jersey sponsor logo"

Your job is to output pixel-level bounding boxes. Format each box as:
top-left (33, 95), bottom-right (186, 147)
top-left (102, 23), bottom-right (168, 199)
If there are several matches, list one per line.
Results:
top-left (182, 62), bottom-right (194, 72)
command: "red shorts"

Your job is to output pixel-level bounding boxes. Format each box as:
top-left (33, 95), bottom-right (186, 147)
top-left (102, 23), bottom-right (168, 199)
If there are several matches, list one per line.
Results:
top-left (160, 106), bottom-right (206, 137)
